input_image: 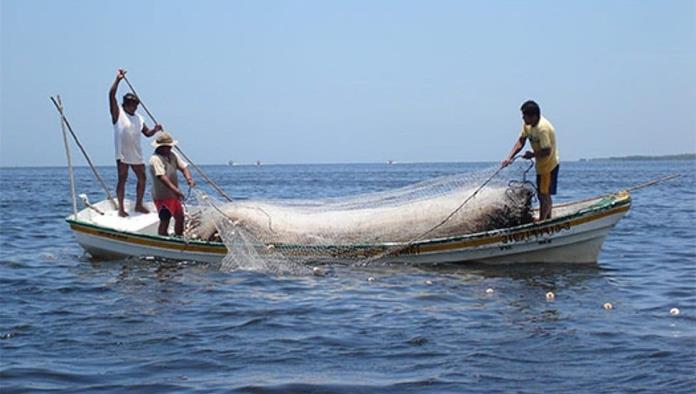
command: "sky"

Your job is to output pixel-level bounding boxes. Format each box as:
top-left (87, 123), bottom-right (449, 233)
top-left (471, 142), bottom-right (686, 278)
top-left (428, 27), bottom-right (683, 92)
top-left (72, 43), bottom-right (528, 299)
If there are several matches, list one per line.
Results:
top-left (1, 0), bottom-right (695, 167)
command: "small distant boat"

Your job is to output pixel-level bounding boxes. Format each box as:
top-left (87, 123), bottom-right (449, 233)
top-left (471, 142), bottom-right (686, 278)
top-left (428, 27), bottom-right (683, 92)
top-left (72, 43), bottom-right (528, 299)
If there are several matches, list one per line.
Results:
top-left (66, 191), bottom-right (631, 264)
top-left (228, 160), bottom-right (236, 166)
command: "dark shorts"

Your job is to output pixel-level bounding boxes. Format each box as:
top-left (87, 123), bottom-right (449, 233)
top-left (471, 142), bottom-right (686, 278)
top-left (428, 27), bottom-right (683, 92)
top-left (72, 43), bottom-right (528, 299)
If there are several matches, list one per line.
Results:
top-left (537, 165), bottom-right (559, 195)
top-left (155, 198), bottom-right (184, 220)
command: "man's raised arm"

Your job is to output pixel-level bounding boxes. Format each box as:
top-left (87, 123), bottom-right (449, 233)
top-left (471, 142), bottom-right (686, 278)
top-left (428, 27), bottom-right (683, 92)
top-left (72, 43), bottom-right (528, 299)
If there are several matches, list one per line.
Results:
top-left (109, 69), bottom-right (125, 124)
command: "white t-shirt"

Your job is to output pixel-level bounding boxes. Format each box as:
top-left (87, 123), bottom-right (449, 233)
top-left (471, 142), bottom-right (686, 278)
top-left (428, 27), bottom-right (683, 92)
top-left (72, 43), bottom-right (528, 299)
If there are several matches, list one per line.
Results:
top-left (113, 107), bottom-right (145, 165)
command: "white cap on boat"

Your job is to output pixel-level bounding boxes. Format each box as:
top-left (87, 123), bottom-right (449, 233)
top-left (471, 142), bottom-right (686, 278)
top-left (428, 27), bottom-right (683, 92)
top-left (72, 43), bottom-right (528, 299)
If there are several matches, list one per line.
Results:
top-left (312, 267), bottom-right (324, 277)
top-left (670, 308), bottom-right (680, 316)
top-left (546, 292), bottom-right (555, 301)
top-left (603, 302), bottom-right (614, 310)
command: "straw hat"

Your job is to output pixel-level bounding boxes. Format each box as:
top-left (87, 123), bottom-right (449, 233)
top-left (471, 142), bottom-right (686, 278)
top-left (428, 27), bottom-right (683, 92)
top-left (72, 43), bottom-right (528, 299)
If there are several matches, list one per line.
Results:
top-left (152, 131), bottom-right (178, 148)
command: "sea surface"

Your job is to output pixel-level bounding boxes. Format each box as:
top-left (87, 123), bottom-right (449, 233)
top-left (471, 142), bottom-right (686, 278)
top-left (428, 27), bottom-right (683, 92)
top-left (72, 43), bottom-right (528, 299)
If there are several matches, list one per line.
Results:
top-left (1, 160), bottom-right (695, 393)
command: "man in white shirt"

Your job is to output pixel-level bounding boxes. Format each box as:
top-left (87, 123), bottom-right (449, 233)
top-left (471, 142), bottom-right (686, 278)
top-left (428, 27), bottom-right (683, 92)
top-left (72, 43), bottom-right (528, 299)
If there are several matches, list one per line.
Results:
top-left (109, 69), bottom-right (162, 217)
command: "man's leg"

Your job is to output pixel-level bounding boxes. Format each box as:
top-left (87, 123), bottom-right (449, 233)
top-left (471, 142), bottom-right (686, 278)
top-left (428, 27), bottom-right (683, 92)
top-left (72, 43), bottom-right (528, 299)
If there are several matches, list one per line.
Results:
top-left (174, 210), bottom-right (185, 236)
top-left (539, 193), bottom-right (552, 221)
top-left (536, 165), bottom-right (558, 221)
top-left (132, 164), bottom-right (150, 214)
top-left (158, 217), bottom-right (171, 236)
top-left (170, 199), bottom-right (185, 236)
top-left (157, 207), bottom-right (172, 236)
top-left (537, 170), bottom-right (552, 221)
top-left (116, 160), bottom-right (129, 217)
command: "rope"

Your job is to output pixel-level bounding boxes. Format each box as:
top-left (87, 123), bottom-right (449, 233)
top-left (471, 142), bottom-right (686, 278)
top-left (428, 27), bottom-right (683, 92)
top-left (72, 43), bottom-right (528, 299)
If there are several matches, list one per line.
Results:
top-left (361, 156), bottom-right (523, 263)
top-left (120, 73), bottom-right (234, 203)
top-left (413, 163), bottom-right (511, 241)
top-left (417, 157), bottom-right (522, 239)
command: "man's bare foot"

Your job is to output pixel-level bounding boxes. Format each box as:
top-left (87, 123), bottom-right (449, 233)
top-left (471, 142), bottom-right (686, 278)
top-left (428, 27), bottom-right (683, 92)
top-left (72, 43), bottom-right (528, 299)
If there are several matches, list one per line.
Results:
top-left (118, 210), bottom-right (129, 217)
top-left (135, 205), bottom-right (150, 214)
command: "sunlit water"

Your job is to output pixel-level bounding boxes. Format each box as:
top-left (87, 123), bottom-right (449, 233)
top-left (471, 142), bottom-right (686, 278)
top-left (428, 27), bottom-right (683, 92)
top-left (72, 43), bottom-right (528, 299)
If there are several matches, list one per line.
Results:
top-left (1, 161), bottom-right (694, 393)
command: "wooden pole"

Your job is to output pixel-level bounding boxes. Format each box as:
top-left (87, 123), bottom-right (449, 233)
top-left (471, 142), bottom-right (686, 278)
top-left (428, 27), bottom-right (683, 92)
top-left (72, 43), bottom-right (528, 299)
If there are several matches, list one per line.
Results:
top-left (50, 96), bottom-right (118, 209)
top-left (627, 174), bottom-right (680, 192)
top-left (57, 95), bottom-right (78, 218)
top-left (120, 73), bottom-right (234, 203)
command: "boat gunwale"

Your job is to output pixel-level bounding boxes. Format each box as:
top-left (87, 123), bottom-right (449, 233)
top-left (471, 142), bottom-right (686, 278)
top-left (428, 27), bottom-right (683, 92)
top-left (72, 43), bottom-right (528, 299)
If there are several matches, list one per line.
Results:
top-left (411, 190), bottom-right (631, 247)
top-left (66, 191), bottom-right (631, 253)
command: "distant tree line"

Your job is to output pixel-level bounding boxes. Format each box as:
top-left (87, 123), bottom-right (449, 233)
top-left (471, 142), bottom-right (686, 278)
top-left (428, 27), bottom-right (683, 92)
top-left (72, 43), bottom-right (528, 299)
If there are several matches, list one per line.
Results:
top-left (581, 153), bottom-right (696, 161)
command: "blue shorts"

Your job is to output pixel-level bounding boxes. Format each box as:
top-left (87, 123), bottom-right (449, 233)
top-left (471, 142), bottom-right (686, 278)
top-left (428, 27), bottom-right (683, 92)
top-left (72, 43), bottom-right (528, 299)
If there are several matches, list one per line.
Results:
top-left (537, 165), bottom-right (559, 195)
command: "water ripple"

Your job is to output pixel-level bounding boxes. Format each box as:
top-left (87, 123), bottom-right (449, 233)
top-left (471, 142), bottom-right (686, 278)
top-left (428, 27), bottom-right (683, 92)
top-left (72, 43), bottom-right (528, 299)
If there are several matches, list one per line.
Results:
top-left (1, 162), bottom-right (694, 392)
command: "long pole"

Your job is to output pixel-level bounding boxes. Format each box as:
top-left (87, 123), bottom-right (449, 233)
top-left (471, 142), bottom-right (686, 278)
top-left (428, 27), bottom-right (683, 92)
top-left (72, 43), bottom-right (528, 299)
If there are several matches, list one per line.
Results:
top-left (57, 95), bottom-right (78, 218)
top-left (627, 174), bottom-right (680, 192)
top-left (50, 96), bottom-right (118, 208)
top-left (120, 74), bottom-right (234, 203)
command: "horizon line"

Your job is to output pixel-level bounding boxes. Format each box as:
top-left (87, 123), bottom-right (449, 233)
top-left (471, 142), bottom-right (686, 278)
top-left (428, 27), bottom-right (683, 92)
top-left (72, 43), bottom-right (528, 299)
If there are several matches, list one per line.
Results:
top-left (2, 153), bottom-right (695, 169)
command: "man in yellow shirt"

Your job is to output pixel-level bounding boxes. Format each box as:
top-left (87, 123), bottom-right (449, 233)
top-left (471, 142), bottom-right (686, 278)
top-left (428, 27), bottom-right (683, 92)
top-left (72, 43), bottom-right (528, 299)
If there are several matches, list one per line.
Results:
top-left (501, 100), bottom-right (559, 221)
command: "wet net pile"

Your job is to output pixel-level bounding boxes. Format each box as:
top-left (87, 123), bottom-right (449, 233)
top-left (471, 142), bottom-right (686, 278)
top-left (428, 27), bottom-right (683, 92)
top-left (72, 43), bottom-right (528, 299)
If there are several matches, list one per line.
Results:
top-left (184, 165), bottom-right (535, 271)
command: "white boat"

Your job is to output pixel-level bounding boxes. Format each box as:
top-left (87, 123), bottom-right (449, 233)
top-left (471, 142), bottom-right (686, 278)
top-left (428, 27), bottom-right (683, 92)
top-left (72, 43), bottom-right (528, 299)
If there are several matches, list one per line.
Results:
top-left (51, 94), bottom-right (633, 265)
top-left (66, 191), bottom-right (631, 264)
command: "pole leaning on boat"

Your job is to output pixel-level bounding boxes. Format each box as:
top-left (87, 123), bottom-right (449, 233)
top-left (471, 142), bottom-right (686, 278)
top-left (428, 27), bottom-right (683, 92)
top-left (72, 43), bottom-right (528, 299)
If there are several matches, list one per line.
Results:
top-left (55, 95), bottom-right (78, 219)
top-left (50, 96), bottom-right (118, 209)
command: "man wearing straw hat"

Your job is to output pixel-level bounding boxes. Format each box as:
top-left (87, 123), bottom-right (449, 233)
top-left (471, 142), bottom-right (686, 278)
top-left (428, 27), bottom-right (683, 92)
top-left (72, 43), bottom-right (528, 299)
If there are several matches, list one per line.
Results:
top-left (149, 132), bottom-right (195, 236)
top-left (109, 68), bottom-right (162, 217)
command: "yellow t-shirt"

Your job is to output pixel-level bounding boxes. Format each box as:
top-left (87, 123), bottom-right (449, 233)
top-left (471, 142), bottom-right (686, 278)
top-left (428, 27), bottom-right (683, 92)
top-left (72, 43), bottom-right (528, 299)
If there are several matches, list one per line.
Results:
top-left (520, 116), bottom-right (559, 174)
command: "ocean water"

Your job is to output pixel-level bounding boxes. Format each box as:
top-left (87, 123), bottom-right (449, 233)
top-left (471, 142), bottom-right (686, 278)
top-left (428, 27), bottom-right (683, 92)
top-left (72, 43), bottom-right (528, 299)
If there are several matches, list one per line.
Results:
top-left (1, 160), bottom-right (695, 393)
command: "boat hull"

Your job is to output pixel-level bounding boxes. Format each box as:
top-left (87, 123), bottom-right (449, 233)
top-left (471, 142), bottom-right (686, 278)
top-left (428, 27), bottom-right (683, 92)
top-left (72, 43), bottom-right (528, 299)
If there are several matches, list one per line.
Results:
top-left (391, 207), bottom-right (626, 264)
top-left (70, 221), bottom-right (227, 263)
top-left (67, 192), bottom-right (631, 265)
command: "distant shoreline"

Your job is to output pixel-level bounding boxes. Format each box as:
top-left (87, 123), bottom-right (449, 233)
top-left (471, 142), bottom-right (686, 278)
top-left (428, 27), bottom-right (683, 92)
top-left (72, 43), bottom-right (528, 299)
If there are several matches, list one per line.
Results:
top-left (580, 153), bottom-right (696, 162)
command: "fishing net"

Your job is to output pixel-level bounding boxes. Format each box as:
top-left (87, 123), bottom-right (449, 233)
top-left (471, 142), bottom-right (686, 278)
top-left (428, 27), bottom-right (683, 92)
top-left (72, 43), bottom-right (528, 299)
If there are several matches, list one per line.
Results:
top-left (185, 163), bottom-right (535, 271)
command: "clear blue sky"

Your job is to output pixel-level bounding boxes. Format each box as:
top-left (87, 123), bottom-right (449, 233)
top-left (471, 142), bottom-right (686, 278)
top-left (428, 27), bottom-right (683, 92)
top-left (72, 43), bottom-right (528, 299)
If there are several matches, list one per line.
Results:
top-left (1, 0), bottom-right (694, 166)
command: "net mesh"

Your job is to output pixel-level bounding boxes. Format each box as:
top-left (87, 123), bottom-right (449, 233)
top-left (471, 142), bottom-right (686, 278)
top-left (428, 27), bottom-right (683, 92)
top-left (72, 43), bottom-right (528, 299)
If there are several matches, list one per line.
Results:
top-left (184, 164), bottom-right (535, 271)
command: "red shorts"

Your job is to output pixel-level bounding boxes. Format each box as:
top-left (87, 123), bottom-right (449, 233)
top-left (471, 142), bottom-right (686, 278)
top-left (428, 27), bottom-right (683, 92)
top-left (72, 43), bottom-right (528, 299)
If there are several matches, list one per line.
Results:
top-left (154, 198), bottom-right (184, 219)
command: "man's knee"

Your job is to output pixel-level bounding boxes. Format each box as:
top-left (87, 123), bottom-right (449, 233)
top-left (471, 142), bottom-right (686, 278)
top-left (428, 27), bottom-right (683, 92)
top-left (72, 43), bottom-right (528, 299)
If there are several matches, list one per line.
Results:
top-left (134, 169), bottom-right (147, 181)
